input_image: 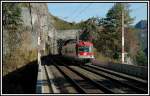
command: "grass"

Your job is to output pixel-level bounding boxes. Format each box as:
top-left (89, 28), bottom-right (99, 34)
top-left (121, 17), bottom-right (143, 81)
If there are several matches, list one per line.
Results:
top-left (3, 49), bottom-right (37, 76)
top-left (93, 48), bottom-right (121, 64)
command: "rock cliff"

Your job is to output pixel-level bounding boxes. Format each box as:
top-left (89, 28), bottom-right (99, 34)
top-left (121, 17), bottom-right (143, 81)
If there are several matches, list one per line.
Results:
top-left (21, 3), bottom-right (58, 54)
top-left (2, 3), bottom-right (58, 75)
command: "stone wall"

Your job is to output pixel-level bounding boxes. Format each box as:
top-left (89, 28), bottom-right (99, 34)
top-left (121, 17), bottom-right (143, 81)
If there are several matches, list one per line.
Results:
top-left (57, 29), bottom-right (80, 54)
top-left (57, 29), bottom-right (80, 40)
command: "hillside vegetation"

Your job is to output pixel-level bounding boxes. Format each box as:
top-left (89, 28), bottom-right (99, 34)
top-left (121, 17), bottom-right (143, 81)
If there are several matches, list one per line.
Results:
top-left (51, 15), bottom-right (80, 30)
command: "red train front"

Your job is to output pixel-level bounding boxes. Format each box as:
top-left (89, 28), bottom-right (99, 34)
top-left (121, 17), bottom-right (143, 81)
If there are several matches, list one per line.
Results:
top-left (77, 41), bottom-right (94, 59)
top-left (61, 40), bottom-right (94, 63)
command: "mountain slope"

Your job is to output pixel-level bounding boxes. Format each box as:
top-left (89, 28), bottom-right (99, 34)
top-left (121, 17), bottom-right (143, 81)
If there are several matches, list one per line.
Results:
top-left (135, 20), bottom-right (147, 50)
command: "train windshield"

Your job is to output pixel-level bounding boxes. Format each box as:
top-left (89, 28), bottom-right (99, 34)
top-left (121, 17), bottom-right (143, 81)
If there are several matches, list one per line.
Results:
top-left (78, 46), bottom-right (89, 52)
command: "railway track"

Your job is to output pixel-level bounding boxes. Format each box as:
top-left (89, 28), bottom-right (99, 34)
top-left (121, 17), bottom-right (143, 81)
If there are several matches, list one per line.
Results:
top-left (44, 65), bottom-right (60, 93)
top-left (55, 65), bottom-right (113, 93)
top-left (80, 65), bottom-right (147, 93)
top-left (41, 55), bottom-right (148, 94)
top-left (51, 56), bottom-right (114, 93)
top-left (84, 64), bottom-right (147, 90)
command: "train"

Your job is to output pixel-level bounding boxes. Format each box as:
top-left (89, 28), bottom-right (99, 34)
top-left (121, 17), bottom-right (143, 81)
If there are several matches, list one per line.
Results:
top-left (61, 39), bottom-right (94, 63)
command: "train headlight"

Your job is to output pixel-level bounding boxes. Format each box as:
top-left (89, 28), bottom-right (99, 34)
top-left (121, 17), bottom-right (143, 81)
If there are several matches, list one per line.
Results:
top-left (83, 52), bottom-right (87, 55)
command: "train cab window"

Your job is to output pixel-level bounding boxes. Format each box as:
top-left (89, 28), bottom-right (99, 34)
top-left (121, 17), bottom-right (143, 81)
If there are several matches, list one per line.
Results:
top-left (89, 46), bottom-right (93, 52)
top-left (78, 46), bottom-right (89, 52)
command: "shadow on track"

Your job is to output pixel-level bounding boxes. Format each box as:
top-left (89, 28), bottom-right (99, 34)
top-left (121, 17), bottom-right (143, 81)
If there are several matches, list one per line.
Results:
top-left (2, 60), bottom-right (38, 94)
top-left (2, 54), bottom-right (84, 94)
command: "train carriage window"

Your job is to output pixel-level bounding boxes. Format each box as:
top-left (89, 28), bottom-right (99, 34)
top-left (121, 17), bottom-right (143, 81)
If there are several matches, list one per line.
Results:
top-left (78, 46), bottom-right (89, 52)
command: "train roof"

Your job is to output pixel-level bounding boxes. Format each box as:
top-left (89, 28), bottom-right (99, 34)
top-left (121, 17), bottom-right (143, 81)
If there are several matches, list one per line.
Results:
top-left (78, 41), bottom-right (93, 46)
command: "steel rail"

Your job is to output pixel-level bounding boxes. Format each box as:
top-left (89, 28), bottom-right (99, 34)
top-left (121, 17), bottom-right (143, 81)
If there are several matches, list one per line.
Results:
top-left (86, 64), bottom-right (147, 89)
top-left (87, 64), bottom-right (147, 84)
top-left (44, 65), bottom-right (60, 93)
top-left (66, 65), bottom-right (115, 94)
top-left (80, 66), bottom-right (147, 94)
top-left (53, 57), bottom-right (114, 94)
top-left (54, 65), bottom-right (87, 93)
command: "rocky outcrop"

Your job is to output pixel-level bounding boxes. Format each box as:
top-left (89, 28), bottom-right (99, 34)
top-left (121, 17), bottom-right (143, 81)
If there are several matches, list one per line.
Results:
top-left (21, 3), bottom-right (58, 55)
top-left (3, 3), bottom-right (59, 76)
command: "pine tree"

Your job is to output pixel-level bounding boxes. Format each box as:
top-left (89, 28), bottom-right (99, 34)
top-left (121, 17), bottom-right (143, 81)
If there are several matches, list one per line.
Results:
top-left (97, 3), bottom-right (133, 59)
top-left (79, 17), bottom-right (98, 41)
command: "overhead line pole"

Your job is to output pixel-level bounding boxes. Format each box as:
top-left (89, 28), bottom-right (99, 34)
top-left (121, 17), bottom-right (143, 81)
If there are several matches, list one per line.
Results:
top-left (36, 7), bottom-right (43, 93)
top-left (122, 3), bottom-right (125, 64)
top-left (37, 9), bottom-right (42, 68)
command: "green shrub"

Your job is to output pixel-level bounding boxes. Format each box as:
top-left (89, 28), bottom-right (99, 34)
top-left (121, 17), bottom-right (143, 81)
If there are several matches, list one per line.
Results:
top-left (136, 50), bottom-right (147, 66)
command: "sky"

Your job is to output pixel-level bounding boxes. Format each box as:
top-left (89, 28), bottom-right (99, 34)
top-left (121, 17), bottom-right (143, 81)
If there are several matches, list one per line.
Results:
top-left (48, 3), bottom-right (147, 25)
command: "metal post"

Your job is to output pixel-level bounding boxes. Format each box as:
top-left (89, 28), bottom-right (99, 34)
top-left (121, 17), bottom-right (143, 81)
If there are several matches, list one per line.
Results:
top-left (122, 3), bottom-right (125, 64)
top-left (36, 8), bottom-right (43, 93)
top-left (38, 36), bottom-right (41, 65)
top-left (37, 9), bottom-right (42, 67)
top-left (77, 30), bottom-right (79, 43)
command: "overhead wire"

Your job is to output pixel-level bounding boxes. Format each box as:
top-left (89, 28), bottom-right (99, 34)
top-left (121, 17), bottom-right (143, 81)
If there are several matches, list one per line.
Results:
top-left (57, 4), bottom-right (82, 21)
top-left (71, 3), bottom-right (92, 22)
top-left (69, 4), bottom-right (82, 18)
top-left (57, 3), bottom-right (147, 23)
